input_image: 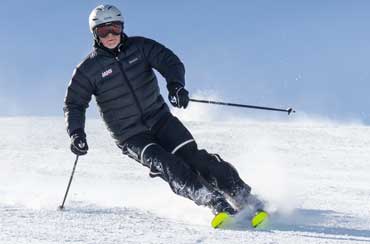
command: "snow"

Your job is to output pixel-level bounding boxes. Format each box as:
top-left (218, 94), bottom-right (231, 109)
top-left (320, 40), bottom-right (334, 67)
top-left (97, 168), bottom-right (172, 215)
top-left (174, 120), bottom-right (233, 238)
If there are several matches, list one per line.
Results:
top-left (1, 112), bottom-right (370, 244)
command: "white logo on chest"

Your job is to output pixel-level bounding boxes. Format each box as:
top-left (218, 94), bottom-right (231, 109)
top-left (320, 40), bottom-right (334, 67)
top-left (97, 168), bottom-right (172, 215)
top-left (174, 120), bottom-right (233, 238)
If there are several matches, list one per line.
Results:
top-left (129, 57), bottom-right (139, 64)
top-left (102, 68), bottom-right (113, 78)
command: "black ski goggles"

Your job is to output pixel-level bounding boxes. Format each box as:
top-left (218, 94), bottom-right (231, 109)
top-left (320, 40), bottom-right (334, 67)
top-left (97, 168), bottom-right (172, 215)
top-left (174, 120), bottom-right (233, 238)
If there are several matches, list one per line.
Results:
top-left (95, 22), bottom-right (123, 38)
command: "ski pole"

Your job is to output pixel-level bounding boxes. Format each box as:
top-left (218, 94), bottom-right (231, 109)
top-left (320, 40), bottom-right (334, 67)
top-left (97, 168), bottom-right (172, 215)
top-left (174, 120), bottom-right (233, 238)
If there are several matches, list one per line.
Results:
top-left (58, 155), bottom-right (79, 210)
top-left (189, 98), bottom-right (296, 115)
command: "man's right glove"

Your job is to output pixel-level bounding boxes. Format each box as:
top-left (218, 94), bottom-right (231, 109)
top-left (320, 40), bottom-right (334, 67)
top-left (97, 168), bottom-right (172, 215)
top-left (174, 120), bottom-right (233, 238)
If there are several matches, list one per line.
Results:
top-left (70, 128), bottom-right (89, 156)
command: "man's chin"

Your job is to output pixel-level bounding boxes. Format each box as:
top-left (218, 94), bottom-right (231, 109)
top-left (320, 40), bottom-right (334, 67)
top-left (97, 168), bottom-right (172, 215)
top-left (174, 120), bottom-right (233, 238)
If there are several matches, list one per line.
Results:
top-left (106, 43), bottom-right (119, 49)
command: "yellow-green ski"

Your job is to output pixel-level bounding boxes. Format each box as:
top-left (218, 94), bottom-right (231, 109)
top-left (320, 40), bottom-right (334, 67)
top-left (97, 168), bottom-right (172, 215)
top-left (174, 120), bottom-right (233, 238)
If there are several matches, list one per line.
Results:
top-left (211, 210), bottom-right (270, 229)
top-left (251, 210), bottom-right (269, 228)
top-left (211, 212), bottom-right (233, 228)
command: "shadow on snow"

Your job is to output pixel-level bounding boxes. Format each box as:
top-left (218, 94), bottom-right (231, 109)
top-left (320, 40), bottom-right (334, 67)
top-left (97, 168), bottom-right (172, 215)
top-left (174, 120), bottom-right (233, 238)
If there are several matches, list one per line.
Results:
top-left (228, 208), bottom-right (370, 242)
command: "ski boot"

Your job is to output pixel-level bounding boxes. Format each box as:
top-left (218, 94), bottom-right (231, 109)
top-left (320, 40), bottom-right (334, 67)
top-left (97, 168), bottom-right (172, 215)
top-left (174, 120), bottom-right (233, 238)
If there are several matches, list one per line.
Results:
top-left (228, 184), bottom-right (264, 210)
top-left (229, 186), bottom-right (269, 228)
top-left (208, 194), bottom-right (237, 228)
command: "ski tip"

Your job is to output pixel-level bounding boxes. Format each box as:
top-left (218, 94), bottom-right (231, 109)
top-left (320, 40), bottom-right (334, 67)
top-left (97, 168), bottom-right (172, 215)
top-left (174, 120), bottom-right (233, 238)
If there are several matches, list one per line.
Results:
top-left (251, 210), bottom-right (269, 229)
top-left (211, 212), bottom-right (232, 229)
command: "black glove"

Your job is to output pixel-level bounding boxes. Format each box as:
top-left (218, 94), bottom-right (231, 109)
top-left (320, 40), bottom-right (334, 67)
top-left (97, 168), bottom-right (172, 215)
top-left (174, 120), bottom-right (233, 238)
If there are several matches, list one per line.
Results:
top-left (70, 129), bottom-right (89, 156)
top-left (167, 82), bottom-right (189, 109)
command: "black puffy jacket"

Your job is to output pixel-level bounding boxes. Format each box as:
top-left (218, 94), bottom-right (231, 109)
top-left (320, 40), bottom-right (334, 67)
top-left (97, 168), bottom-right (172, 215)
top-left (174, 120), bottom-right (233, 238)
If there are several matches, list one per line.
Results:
top-left (63, 35), bottom-right (185, 144)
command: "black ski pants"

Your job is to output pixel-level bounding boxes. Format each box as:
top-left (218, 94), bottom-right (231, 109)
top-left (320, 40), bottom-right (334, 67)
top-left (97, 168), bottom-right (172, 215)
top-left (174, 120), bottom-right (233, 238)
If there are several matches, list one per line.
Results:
top-left (119, 112), bottom-right (251, 206)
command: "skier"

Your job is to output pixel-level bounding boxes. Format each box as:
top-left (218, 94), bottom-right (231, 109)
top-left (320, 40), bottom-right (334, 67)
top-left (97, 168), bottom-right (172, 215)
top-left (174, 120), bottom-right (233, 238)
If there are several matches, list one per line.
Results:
top-left (64, 4), bottom-right (265, 226)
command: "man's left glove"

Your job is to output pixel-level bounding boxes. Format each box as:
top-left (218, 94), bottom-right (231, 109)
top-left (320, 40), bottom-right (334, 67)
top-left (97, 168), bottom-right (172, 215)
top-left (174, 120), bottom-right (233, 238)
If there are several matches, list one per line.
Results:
top-left (70, 128), bottom-right (89, 156)
top-left (167, 82), bottom-right (189, 109)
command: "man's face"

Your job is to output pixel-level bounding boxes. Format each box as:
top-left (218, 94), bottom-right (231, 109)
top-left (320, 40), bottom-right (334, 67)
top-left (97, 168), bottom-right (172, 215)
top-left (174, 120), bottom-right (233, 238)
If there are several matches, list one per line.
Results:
top-left (95, 22), bottom-right (122, 49)
top-left (100, 33), bottom-right (121, 49)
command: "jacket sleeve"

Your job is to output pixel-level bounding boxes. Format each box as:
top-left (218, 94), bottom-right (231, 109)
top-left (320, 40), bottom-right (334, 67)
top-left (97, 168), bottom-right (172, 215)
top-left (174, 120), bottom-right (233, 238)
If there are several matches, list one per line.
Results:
top-left (140, 38), bottom-right (185, 87)
top-left (63, 67), bottom-right (94, 136)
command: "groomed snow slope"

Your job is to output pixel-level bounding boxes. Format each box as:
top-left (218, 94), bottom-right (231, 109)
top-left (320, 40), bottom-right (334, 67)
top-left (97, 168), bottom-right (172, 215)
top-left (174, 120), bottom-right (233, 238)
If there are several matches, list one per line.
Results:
top-left (1, 114), bottom-right (370, 244)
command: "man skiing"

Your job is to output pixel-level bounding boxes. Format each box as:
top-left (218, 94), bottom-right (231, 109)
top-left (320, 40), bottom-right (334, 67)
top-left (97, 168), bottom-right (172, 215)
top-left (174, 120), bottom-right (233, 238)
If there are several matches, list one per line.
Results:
top-left (64, 4), bottom-right (266, 228)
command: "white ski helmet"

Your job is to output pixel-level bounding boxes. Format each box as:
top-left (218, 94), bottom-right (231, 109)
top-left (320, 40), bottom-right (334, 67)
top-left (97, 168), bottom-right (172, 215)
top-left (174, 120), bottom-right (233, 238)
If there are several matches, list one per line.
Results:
top-left (89, 4), bottom-right (124, 33)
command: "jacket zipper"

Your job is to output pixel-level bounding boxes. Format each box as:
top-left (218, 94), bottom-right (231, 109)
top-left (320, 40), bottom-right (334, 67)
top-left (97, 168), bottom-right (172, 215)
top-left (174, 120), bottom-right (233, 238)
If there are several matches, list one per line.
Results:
top-left (115, 56), bottom-right (149, 128)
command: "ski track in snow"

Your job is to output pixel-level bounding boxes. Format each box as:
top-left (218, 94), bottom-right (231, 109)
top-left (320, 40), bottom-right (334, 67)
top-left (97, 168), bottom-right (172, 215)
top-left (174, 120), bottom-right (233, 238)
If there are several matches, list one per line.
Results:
top-left (1, 116), bottom-right (370, 244)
